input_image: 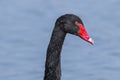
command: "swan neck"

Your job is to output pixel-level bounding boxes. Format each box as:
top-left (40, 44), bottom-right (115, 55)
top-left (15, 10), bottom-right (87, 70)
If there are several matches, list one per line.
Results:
top-left (44, 27), bottom-right (66, 80)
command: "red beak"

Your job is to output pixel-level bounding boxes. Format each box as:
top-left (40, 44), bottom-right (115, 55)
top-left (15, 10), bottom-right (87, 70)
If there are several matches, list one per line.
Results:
top-left (75, 21), bottom-right (94, 45)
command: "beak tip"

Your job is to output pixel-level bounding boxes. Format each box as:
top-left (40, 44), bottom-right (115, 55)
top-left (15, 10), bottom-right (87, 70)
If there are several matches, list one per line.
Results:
top-left (88, 38), bottom-right (94, 45)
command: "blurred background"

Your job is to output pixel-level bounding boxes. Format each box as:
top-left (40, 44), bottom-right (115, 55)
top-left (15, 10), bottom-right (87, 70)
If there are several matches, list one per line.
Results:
top-left (0, 0), bottom-right (120, 80)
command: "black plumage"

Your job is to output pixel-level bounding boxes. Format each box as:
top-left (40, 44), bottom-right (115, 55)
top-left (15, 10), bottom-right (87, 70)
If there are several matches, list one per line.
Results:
top-left (44, 14), bottom-right (93, 80)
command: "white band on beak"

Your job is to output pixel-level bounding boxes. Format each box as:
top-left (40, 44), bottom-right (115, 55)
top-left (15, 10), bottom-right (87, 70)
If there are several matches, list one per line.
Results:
top-left (88, 38), bottom-right (94, 45)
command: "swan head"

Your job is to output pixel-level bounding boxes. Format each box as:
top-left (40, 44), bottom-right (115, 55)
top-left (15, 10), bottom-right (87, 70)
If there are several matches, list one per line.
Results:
top-left (56, 14), bottom-right (94, 45)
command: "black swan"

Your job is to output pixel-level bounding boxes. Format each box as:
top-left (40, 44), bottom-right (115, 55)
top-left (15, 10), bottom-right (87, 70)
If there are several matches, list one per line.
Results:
top-left (44, 14), bottom-right (94, 80)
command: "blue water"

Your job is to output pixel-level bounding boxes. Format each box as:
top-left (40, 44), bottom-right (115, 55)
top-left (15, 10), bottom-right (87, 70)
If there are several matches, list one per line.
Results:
top-left (0, 0), bottom-right (120, 80)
